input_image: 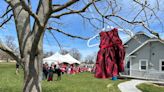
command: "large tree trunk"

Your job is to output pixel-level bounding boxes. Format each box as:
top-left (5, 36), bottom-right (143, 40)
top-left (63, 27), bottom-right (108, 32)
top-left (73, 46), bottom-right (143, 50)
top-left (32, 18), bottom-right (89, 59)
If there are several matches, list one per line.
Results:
top-left (6, 0), bottom-right (50, 92)
top-left (23, 54), bottom-right (42, 92)
top-left (22, 33), bottom-right (44, 92)
top-left (22, 25), bottom-right (45, 92)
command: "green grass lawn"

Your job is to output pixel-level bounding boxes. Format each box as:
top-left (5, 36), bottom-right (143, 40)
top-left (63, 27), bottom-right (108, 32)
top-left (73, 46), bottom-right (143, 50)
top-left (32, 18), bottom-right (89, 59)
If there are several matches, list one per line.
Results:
top-left (0, 62), bottom-right (125, 92)
top-left (137, 83), bottom-right (164, 92)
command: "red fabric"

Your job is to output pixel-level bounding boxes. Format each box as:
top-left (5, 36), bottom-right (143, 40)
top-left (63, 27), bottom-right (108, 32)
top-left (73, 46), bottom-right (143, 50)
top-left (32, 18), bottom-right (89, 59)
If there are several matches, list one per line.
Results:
top-left (95, 28), bottom-right (125, 79)
top-left (48, 77), bottom-right (53, 81)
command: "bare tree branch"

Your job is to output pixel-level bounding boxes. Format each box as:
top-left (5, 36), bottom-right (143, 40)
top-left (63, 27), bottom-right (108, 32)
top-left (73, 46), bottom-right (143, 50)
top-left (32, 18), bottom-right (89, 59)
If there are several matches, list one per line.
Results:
top-left (77, 13), bottom-right (113, 30)
top-left (143, 8), bottom-right (150, 27)
top-left (92, 0), bottom-right (104, 17)
top-left (78, 13), bottom-right (101, 29)
top-left (104, 17), bottom-right (134, 37)
top-left (141, 22), bottom-right (160, 38)
top-left (51, 0), bottom-right (98, 18)
top-left (46, 27), bottom-right (89, 40)
top-left (48, 20), bottom-right (64, 26)
top-left (102, 0), bottom-right (110, 15)
top-left (0, 5), bottom-right (12, 18)
top-left (105, 14), bottom-right (143, 24)
top-left (27, 0), bottom-right (31, 8)
top-left (20, 0), bottom-right (43, 27)
top-left (132, 4), bottom-right (146, 22)
top-left (52, 0), bottom-right (79, 13)
top-left (0, 14), bottom-right (13, 28)
top-left (105, 13), bottom-right (160, 38)
top-left (0, 39), bottom-right (22, 66)
top-left (132, 0), bottom-right (162, 38)
top-left (156, 0), bottom-right (160, 10)
top-left (133, 0), bottom-right (163, 29)
top-left (48, 31), bottom-right (62, 50)
top-left (52, 4), bottom-right (61, 7)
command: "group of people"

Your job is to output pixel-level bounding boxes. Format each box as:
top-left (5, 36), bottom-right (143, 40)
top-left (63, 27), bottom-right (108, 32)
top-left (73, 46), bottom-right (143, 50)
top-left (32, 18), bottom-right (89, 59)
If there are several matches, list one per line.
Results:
top-left (42, 63), bottom-right (62, 81)
top-left (15, 61), bottom-right (95, 82)
top-left (42, 62), bottom-right (95, 81)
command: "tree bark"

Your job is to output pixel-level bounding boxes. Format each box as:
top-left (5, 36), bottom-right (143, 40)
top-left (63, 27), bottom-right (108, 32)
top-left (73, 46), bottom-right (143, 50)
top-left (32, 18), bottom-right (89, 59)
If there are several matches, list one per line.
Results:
top-left (23, 54), bottom-right (42, 92)
top-left (22, 29), bottom-right (44, 92)
top-left (5, 0), bottom-right (51, 92)
top-left (22, 31), bottom-right (44, 92)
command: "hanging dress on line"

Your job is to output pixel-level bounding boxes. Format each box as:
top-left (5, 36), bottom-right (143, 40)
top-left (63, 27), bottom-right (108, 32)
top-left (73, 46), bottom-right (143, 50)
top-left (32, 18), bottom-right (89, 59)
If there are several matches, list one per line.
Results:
top-left (94, 28), bottom-right (125, 79)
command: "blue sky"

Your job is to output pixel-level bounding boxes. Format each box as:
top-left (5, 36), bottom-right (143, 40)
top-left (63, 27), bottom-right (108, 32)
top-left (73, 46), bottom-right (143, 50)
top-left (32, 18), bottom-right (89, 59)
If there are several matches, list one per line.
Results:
top-left (0, 0), bottom-right (164, 60)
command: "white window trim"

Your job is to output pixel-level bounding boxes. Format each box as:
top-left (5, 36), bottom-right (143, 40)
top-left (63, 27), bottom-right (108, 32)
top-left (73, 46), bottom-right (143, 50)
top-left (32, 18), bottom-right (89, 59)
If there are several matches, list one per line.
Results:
top-left (139, 59), bottom-right (148, 71)
top-left (159, 59), bottom-right (164, 72)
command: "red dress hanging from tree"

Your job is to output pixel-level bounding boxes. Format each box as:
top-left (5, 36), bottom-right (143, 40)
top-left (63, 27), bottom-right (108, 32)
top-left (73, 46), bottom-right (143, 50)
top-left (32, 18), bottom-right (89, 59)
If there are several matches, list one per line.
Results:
top-left (95, 28), bottom-right (125, 79)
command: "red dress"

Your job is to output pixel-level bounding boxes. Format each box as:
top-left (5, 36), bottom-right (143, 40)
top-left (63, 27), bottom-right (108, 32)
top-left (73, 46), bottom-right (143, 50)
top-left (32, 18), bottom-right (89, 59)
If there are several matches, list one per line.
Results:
top-left (95, 28), bottom-right (125, 79)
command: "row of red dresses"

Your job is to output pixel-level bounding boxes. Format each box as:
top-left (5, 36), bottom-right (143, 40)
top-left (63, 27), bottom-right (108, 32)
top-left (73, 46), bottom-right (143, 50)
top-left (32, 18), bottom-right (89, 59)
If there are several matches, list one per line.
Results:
top-left (95, 28), bottom-right (125, 79)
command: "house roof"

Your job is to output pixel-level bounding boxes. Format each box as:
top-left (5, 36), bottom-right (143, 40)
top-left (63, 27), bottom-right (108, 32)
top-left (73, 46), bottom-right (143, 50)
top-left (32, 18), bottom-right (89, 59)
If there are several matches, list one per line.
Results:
top-left (124, 31), bottom-right (151, 45)
top-left (127, 39), bottom-right (164, 57)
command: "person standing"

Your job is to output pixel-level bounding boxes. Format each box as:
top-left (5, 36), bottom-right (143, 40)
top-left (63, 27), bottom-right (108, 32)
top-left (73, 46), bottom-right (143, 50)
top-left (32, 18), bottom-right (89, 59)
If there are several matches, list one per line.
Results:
top-left (16, 62), bottom-right (19, 75)
top-left (55, 63), bottom-right (61, 80)
top-left (42, 64), bottom-right (48, 80)
top-left (47, 67), bottom-right (54, 81)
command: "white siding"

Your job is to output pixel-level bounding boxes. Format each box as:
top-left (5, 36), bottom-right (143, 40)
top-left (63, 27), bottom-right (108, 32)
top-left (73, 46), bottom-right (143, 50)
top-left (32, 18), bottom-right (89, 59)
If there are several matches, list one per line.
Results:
top-left (130, 41), bottom-right (164, 80)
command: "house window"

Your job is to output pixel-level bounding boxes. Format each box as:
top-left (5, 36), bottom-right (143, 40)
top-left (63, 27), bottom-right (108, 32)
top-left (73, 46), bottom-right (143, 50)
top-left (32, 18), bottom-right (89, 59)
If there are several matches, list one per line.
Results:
top-left (160, 60), bottom-right (164, 71)
top-left (139, 60), bottom-right (148, 71)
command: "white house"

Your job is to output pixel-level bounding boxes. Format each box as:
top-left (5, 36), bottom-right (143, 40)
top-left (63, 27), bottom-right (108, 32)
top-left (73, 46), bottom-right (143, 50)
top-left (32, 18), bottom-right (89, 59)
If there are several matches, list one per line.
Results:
top-left (123, 31), bottom-right (164, 80)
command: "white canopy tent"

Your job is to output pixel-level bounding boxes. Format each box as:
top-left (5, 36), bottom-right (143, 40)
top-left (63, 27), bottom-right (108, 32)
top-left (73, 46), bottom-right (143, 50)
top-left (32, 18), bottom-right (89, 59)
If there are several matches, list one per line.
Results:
top-left (63, 54), bottom-right (81, 64)
top-left (43, 52), bottom-right (63, 66)
top-left (43, 52), bottom-right (81, 66)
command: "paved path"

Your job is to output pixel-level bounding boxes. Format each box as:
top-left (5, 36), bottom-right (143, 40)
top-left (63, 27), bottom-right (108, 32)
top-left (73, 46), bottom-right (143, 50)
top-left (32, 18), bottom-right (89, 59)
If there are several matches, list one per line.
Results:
top-left (118, 80), bottom-right (146, 92)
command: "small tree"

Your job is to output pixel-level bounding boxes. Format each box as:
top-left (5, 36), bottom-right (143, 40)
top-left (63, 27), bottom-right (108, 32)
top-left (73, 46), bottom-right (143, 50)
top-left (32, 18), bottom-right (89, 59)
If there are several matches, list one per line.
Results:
top-left (43, 51), bottom-right (54, 58)
top-left (85, 52), bottom-right (97, 64)
top-left (0, 35), bottom-right (18, 62)
top-left (60, 49), bottom-right (69, 55)
top-left (69, 48), bottom-right (81, 60)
